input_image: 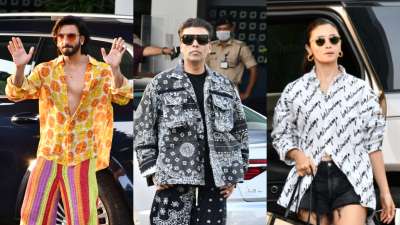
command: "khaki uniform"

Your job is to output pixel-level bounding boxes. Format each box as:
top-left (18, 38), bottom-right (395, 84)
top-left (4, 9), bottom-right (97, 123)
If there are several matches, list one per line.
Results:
top-left (206, 39), bottom-right (257, 85)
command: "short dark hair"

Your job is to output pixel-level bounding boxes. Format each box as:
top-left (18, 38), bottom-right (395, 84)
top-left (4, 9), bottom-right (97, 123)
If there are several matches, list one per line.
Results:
top-left (178, 18), bottom-right (213, 38)
top-left (51, 16), bottom-right (91, 54)
top-left (215, 16), bottom-right (234, 27)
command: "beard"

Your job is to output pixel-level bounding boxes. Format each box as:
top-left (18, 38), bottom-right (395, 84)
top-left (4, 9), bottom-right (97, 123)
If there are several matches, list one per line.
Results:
top-left (60, 42), bottom-right (81, 56)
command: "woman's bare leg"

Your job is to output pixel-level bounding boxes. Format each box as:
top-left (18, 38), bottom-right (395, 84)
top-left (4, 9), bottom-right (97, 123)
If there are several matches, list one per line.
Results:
top-left (332, 204), bottom-right (367, 225)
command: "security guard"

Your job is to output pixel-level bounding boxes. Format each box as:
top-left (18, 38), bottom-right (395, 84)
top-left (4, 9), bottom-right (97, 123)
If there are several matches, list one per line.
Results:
top-left (206, 16), bottom-right (258, 100)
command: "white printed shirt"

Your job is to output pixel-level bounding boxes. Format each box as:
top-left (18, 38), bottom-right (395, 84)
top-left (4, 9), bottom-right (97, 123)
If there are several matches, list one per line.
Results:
top-left (272, 66), bottom-right (385, 212)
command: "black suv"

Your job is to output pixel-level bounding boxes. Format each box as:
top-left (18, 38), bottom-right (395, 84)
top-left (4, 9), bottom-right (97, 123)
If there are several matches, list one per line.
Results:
top-left (267, 0), bottom-right (400, 223)
top-left (0, 13), bottom-right (133, 225)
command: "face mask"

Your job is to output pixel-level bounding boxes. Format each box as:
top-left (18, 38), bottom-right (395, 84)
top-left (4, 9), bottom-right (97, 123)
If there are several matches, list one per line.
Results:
top-left (216, 30), bottom-right (231, 41)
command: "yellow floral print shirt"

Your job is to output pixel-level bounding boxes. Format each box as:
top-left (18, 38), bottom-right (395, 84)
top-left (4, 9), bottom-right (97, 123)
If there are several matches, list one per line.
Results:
top-left (6, 55), bottom-right (133, 170)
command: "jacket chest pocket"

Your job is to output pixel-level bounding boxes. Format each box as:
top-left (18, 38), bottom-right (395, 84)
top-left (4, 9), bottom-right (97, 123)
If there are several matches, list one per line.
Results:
top-left (161, 90), bottom-right (189, 128)
top-left (211, 91), bottom-right (234, 132)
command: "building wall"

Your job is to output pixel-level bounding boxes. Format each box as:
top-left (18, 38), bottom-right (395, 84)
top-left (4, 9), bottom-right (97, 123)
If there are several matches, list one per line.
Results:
top-left (0, 0), bottom-right (45, 12)
top-left (143, 0), bottom-right (264, 74)
top-left (115, 0), bottom-right (133, 16)
top-left (148, 0), bottom-right (198, 72)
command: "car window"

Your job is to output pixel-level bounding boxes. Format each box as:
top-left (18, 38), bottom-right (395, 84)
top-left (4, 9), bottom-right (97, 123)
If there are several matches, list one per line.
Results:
top-left (244, 106), bottom-right (267, 130)
top-left (37, 38), bottom-right (133, 79)
top-left (348, 6), bottom-right (400, 93)
top-left (267, 20), bottom-right (306, 93)
top-left (0, 35), bottom-right (40, 96)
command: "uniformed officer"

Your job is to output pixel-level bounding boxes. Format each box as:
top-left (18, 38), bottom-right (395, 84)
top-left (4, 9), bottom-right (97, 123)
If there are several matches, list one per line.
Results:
top-left (206, 16), bottom-right (258, 100)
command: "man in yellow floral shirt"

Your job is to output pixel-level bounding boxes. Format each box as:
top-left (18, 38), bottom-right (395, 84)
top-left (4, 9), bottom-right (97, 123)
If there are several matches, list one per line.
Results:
top-left (5, 16), bottom-right (132, 225)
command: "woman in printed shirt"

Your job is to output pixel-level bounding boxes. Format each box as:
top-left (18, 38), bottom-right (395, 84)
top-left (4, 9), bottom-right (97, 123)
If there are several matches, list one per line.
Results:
top-left (272, 18), bottom-right (395, 225)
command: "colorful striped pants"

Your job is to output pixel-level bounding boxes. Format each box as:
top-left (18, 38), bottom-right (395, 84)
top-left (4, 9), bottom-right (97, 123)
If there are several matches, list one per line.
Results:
top-left (20, 157), bottom-right (98, 225)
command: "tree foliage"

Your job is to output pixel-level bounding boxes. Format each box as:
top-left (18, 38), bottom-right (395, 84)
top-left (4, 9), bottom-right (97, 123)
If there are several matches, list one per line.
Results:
top-left (42, 0), bottom-right (115, 13)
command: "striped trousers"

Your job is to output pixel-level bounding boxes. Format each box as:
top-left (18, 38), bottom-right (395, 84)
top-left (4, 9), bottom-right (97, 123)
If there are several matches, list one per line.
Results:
top-left (20, 157), bottom-right (98, 225)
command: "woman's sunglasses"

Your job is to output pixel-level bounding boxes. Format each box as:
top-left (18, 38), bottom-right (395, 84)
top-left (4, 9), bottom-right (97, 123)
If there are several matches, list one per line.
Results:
top-left (55, 33), bottom-right (80, 42)
top-left (314, 36), bottom-right (341, 46)
top-left (181, 34), bottom-right (209, 45)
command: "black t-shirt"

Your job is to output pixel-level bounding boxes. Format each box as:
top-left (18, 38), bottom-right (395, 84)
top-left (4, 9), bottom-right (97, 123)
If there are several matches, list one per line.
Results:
top-left (186, 71), bottom-right (207, 120)
top-left (186, 70), bottom-right (214, 184)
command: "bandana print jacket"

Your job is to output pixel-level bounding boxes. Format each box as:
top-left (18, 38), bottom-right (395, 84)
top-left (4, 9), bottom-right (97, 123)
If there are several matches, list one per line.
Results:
top-left (134, 61), bottom-right (249, 187)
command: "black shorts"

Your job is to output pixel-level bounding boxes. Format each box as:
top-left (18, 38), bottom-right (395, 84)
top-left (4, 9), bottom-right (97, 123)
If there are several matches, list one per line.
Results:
top-left (298, 161), bottom-right (361, 215)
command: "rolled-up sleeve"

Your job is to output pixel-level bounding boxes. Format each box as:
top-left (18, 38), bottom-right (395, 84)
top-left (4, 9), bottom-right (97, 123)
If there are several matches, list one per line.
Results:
top-left (110, 76), bottom-right (133, 105)
top-left (271, 84), bottom-right (300, 165)
top-left (361, 87), bottom-right (386, 154)
top-left (5, 65), bottom-right (42, 102)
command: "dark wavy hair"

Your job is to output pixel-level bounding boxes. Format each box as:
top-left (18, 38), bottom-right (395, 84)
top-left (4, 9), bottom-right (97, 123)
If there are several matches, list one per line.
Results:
top-left (302, 18), bottom-right (340, 73)
top-left (51, 16), bottom-right (91, 55)
top-left (178, 18), bottom-right (213, 38)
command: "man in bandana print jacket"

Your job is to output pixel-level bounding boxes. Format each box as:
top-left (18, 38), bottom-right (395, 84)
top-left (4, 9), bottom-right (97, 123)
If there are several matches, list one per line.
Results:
top-left (134, 18), bottom-right (249, 225)
top-left (134, 59), bottom-right (249, 187)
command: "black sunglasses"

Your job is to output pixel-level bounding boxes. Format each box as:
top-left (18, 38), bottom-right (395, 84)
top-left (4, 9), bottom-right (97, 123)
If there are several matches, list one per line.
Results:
top-left (181, 34), bottom-right (209, 45)
top-left (314, 36), bottom-right (341, 46)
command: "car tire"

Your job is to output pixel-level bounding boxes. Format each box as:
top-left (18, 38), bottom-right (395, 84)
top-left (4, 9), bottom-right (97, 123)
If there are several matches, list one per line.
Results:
top-left (97, 171), bottom-right (133, 225)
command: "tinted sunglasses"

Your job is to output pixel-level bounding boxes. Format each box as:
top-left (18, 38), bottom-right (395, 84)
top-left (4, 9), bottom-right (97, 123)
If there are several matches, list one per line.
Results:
top-left (181, 34), bottom-right (209, 45)
top-left (314, 36), bottom-right (341, 46)
top-left (55, 33), bottom-right (79, 42)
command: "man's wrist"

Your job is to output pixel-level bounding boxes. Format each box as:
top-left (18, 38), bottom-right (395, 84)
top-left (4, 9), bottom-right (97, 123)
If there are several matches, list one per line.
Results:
top-left (110, 66), bottom-right (121, 75)
top-left (161, 47), bottom-right (168, 55)
top-left (16, 64), bottom-right (26, 70)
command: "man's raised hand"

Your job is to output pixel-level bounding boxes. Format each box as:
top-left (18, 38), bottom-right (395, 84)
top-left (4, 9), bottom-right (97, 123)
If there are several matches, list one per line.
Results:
top-left (7, 37), bottom-right (34, 67)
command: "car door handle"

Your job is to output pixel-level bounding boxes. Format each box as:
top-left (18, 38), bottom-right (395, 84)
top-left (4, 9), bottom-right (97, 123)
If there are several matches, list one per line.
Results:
top-left (11, 112), bottom-right (39, 124)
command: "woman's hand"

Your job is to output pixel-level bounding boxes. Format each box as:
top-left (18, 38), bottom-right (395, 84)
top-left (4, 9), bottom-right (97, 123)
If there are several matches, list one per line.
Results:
top-left (369, 150), bottom-right (396, 224)
top-left (289, 149), bottom-right (317, 176)
top-left (379, 192), bottom-right (396, 224)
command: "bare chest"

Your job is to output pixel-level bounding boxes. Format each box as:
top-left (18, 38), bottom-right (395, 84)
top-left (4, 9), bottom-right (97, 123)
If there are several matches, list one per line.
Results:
top-left (64, 66), bottom-right (86, 95)
top-left (63, 65), bottom-right (87, 114)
